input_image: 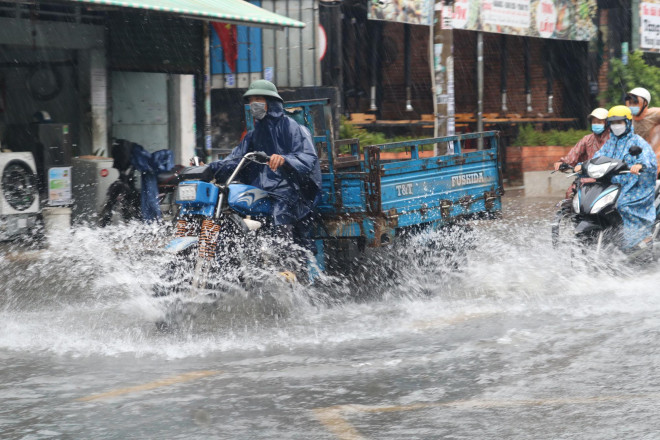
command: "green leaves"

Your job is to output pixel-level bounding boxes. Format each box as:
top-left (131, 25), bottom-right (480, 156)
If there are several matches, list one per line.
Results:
top-left (339, 117), bottom-right (417, 152)
top-left (600, 50), bottom-right (660, 107)
top-left (512, 124), bottom-right (591, 146)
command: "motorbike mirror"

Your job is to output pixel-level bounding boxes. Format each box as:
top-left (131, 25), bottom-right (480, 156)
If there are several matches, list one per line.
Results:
top-left (629, 145), bottom-right (643, 156)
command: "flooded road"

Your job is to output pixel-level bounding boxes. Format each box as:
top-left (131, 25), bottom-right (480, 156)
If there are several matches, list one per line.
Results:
top-left (3, 192), bottom-right (660, 439)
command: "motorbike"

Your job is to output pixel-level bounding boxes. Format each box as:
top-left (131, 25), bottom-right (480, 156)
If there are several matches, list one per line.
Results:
top-left (155, 151), bottom-right (303, 296)
top-left (99, 140), bottom-right (182, 227)
top-left (551, 146), bottom-right (660, 260)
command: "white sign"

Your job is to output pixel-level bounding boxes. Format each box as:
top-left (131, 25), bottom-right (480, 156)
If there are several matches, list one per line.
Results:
top-left (48, 167), bottom-right (72, 206)
top-left (452, 0), bottom-right (470, 29)
top-left (91, 68), bottom-right (107, 108)
top-left (641, 2), bottom-right (660, 51)
top-left (368, 0), bottom-right (433, 26)
top-left (318, 25), bottom-right (327, 61)
top-left (536, 0), bottom-right (558, 38)
top-left (442, 5), bottom-right (454, 29)
top-left (264, 67), bottom-right (274, 82)
top-left (482, 0), bottom-right (531, 29)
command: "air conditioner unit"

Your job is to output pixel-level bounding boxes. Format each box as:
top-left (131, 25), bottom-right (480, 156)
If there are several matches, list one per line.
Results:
top-left (0, 152), bottom-right (41, 239)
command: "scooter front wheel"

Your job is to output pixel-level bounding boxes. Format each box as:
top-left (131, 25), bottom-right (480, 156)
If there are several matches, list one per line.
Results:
top-left (551, 210), bottom-right (575, 249)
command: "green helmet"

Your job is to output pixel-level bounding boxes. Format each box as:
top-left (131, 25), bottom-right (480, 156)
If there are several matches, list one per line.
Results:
top-left (243, 79), bottom-right (283, 101)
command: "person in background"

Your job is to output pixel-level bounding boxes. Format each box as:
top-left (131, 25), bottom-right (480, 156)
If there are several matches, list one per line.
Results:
top-left (553, 108), bottom-right (610, 197)
top-left (576, 105), bottom-right (657, 253)
top-left (625, 87), bottom-right (660, 165)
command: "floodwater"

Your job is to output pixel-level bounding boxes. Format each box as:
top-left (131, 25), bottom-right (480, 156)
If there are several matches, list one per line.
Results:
top-left (2, 191), bottom-right (660, 439)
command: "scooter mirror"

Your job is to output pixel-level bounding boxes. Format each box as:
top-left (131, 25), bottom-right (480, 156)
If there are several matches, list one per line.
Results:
top-left (629, 145), bottom-right (643, 156)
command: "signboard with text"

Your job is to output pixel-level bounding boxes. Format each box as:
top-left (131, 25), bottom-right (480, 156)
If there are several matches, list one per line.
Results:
top-left (450, 0), bottom-right (597, 41)
top-left (48, 167), bottom-right (72, 206)
top-left (368, 0), bottom-right (434, 26)
top-left (640, 1), bottom-right (660, 52)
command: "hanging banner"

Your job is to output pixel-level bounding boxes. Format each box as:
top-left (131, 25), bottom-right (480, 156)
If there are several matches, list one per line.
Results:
top-left (450, 0), bottom-right (597, 41)
top-left (368, 0), bottom-right (434, 26)
top-left (640, 1), bottom-right (660, 52)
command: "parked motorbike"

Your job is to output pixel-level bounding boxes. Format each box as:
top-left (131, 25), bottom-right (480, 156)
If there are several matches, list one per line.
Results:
top-left (155, 151), bottom-right (302, 296)
top-left (99, 140), bottom-right (182, 227)
top-left (551, 147), bottom-right (660, 260)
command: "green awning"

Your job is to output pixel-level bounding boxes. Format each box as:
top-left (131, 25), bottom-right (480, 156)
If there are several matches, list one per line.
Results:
top-left (68, 0), bottom-right (305, 29)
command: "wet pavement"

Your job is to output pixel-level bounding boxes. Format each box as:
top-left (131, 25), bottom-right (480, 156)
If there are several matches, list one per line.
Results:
top-left (2, 192), bottom-right (660, 439)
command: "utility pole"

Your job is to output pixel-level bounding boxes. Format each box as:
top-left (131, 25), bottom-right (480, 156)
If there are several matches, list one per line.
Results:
top-left (433, 0), bottom-right (455, 155)
top-left (477, 31), bottom-right (483, 149)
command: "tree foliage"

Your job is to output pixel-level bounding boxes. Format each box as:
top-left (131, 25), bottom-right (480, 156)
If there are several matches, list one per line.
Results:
top-left (339, 117), bottom-right (417, 150)
top-left (600, 50), bottom-right (660, 107)
top-left (512, 124), bottom-right (591, 147)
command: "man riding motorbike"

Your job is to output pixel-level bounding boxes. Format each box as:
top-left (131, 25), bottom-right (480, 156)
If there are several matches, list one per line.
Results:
top-left (206, 80), bottom-right (322, 270)
top-left (575, 105), bottom-right (657, 253)
top-left (625, 87), bottom-right (660, 165)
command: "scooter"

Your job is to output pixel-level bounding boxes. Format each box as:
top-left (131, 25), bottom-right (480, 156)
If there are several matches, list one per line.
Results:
top-left (155, 151), bottom-right (299, 296)
top-left (551, 146), bottom-right (660, 258)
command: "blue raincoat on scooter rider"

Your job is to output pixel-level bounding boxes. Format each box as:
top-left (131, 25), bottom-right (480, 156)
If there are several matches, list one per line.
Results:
top-left (208, 80), bottom-right (322, 227)
top-left (590, 105), bottom-right (658, 249)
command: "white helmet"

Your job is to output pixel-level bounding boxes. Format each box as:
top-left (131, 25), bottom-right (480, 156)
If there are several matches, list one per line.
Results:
top-left (628, 87), bottom-right (651, 106)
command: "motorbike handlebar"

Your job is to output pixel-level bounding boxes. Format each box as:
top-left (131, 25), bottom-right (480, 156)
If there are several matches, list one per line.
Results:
top-left (248, 151), bottom-right (271, 164)
top-left (551, 162), bottom-right (574, 174)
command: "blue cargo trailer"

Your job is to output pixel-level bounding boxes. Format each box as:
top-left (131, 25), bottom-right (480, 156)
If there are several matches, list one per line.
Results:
top-left (245, 99), bottom-right (503, 267)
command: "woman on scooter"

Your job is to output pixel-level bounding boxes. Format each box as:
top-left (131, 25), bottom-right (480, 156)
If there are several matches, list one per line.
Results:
top-left (576, 105), bottom-right (657, 252)
top-left (554, 108), bottom-right (610, 198)
top-left (554, 108), bottom-right (610, 172)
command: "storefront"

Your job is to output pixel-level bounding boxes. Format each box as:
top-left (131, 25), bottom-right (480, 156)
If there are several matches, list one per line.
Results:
top-left (0, 0), bottom-right (303, 186)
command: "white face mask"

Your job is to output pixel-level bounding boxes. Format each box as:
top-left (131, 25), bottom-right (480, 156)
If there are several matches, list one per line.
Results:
top-left (250, 101), bottom-right (267, 120)
top-left (611, 123), bottom-right (627, 137)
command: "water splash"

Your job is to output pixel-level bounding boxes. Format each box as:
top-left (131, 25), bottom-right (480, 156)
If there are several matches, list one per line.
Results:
top-left (1, 199), bottom-right (659, 359)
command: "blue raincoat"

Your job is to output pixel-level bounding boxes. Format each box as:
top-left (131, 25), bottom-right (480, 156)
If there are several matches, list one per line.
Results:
top-left (131, 144), bottom-right (174, 222)
top-left (209, 98), bottom-right (322, 226)
top-left (591, 125), bottom-right (657, 248)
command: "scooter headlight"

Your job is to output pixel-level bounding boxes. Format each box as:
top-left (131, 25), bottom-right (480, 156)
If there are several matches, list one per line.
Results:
top-left (586, 162), bottom-right (613, 179)
top-left (590, 190), bottom-right (619, 214)
top-left (572, 193), bottom-right (580, 213)
top-left (176, 184), bottom-right (198, 201)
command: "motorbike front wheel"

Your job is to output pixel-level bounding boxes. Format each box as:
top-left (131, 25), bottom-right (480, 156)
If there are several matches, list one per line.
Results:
top-left (153, 246), bottom-right (197, 297)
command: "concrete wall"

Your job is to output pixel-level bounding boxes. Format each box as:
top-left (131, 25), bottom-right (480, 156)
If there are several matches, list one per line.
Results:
top-left (516, 145), bottom-right (574, 197)
top-left (523, 170), bottom-right (574, 197)
top-left (169, 75), bottom-right (196, 166)
top-left (112, 72), bottom-right (195, 163)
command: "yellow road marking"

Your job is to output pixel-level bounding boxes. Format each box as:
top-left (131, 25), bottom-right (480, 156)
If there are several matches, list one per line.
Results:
top-left (411, 311), bottom-right (495, 330)
top-left (315, 393), bottom-right (660, 439)
top-left (312, 406), bottom-right (366, 440)
top-left (76, 370), bottom-right (220, 402)
top-left (4, 250), bottom-right (46, 263)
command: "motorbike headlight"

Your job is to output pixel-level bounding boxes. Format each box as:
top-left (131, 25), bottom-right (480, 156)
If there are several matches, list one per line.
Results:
top-left (572, 193), bottom-right (580, 213)
top-left (176, 184), bottom-right (198, 201)
top-left (590, 190), bottom-right (619, 214)
top-left (586, 162), bottom-right (613, 179)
